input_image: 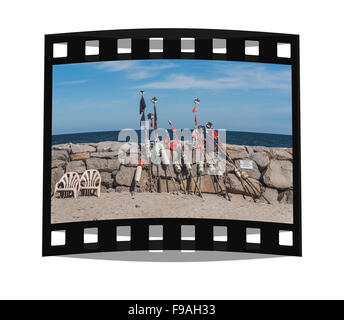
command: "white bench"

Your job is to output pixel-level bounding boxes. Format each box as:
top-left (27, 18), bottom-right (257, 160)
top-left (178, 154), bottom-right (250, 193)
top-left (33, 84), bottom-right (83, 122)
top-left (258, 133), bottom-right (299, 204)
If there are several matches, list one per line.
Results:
top-left (54, 172), bottom-right (80, 198)
top-left (80, 169), bottom-right (101, 197)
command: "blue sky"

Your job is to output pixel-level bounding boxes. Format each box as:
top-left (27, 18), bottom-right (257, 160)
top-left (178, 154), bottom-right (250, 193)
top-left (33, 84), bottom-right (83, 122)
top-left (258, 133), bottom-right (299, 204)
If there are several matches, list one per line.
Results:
top-left (52, 59), bottom-right (292, 135)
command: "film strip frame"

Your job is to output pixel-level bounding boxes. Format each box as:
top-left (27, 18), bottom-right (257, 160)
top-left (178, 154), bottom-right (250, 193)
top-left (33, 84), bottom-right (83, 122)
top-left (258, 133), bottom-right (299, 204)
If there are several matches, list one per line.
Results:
top-left (43, 28), bottom-right (301, 257)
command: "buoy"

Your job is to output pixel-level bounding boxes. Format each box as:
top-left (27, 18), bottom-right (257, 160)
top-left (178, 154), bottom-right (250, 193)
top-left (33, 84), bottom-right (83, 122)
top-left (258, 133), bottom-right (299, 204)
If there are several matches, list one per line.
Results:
top-left (135, 165), bottom-right (142, 183)
top-left (185, 163), bottom-right (192, 171)
top-left (208, 163), bottom-right (215, 171)
top-left (151, 143), bottom-right (160, 165)
top-left (234, 168), bottom-right (241, 178)
top-left (160, 145), bottom-right (170, 165)
top-left (241, 171), bottom-right (249, 180)
top-left (174, 163), bottom-right (182, 173)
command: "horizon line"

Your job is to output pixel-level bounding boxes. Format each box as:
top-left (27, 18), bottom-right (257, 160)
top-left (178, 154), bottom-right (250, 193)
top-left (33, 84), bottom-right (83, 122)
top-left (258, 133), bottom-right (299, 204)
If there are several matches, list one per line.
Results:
top-left (52, 128), bottom-right (292, 137)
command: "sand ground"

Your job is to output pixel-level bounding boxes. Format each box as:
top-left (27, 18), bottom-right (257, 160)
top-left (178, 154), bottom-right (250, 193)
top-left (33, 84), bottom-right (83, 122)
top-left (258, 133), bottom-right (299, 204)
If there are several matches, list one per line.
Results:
top-left (51, 191), bottom-right (293, 224)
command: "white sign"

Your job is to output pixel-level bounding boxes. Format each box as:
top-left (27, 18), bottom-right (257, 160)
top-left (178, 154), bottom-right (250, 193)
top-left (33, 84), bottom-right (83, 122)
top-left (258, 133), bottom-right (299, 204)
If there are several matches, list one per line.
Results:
top-left (239, 159), bottom-right (253, 170)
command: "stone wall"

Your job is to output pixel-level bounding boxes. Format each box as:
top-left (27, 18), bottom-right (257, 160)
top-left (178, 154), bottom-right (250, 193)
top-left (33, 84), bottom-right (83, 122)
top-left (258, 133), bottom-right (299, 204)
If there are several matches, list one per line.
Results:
top-left (51, 141), bottom-right (293, 204)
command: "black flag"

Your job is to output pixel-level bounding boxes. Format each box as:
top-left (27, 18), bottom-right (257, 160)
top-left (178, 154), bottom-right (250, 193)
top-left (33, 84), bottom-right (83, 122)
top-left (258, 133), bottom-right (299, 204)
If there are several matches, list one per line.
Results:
top-left (153, 104), bottom-right (157, 129)
top-left (139, 95), bottom-right (146, 121)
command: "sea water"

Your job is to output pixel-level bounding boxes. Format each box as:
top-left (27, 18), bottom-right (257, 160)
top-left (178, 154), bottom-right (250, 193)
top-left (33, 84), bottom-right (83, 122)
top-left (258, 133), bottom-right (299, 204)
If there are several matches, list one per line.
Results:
top-left (52, 130), bottom-right (292, 148)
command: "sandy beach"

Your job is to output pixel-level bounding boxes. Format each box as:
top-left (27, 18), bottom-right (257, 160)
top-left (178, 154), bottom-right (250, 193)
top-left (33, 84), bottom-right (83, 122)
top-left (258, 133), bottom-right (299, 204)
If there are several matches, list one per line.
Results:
top-left (51, 191), bottom-right (293, 224)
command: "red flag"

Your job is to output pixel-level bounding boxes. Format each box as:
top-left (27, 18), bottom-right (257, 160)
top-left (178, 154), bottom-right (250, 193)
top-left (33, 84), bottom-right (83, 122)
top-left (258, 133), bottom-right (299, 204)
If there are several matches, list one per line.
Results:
top-left (192, 105), bottom-right (198, 126)
top-left (164, 135), bottom-right (170, 144)
top-left (150, 120), bottom-right (154, 128)
top-left (196, 139), bottom-right (203, 151)
top-left (138, 157), bottom-right (144, 167)
top-left (173, 137), bottom-right (178, 148)
top-left (169, 137), bottom-right (179, 150)
top-left (212, 129), bottom-right (219, 139)
top-left (171, 125), bottom-right (177, 132)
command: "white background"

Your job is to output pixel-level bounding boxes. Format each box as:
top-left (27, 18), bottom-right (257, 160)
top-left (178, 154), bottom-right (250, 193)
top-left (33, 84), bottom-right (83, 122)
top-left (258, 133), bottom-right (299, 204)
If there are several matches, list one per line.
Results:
top-left (0, 0), bottom-right (343, 300)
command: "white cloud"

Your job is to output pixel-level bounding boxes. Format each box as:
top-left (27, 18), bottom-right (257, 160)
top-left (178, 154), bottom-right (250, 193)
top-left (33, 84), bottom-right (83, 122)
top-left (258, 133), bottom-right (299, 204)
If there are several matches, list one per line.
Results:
top-left (140, 74), bottom-right (239, 89)
top-left (140, 64), bottom-right (291, 90)
top-left (96, 61), bottom-right (137, 72)
top-left (95, 61), bottom-right (178, 81)
top-left (55, 79), bottom-right (88, 85)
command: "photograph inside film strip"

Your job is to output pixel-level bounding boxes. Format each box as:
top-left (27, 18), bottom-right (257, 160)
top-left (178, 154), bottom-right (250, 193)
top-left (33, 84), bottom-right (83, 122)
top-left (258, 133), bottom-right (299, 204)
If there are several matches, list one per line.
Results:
top-left (44, 29), bottom-right (301, 256)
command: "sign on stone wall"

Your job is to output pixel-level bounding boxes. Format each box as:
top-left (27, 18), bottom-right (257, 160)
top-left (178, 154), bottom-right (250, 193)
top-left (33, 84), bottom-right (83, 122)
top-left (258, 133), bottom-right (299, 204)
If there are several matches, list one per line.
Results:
top-left (239, 159), bottom-right (254, 170)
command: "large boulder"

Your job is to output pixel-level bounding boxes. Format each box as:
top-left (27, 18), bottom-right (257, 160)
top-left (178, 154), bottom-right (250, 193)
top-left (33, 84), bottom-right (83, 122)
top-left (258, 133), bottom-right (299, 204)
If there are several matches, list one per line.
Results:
top-left (52, 143), bottom-right (71, 152)
top-left (66, 160), bottom-right (86, 174)
top-left (70, 143), bottom-right (96, 154)
top-left (253, 146), bottom-right (270, 153)
top-left (52, 150), bottom-right (69, 161)
top-left (51, 167), bottom-right (64, 193)
top-left (226, 161), bottom-right (236, 172)
top-left (235, 159), bottom-right (261, 180)
top-left (263, 160), bottom-right (293, 189)
top-left (70, 152), bottom-right (90, 161)
top-left (245, 146), bottom-right (254, 155)
top-left (270, 148), bottom-right (293, 160)
top-left (111, 170), bottom-right (119, 178)
top-left (278, 189), bottom-right (293, 204)
top-left (262, 187), bottom-right (279, 204)
top-left (118, 143), bottom-right (140, 166)
top-left (100, 172), bottom-right (114, 189)
top-left (250, 152), bottom-right (270, 170)
top-left (226, 145), bottom-right (250, 160)
top-left (225, 173), bottom-right (261, 196)
top-left (118, 142), bottom-right (139, 152)
top-left (115, 166), bottom-right (136, 186)
top-left (51, 159), bottom-right (65, 169)
top-left (86, 158), bottom-right (120, 172)
top-left (114, 165), bottom-right (148, 187)
top-left (226, 144), bottom-right (246, 152)
top-left (96, 141), bottom-right (123, 153)
top-left (90, 151), bottom-right (118, 159)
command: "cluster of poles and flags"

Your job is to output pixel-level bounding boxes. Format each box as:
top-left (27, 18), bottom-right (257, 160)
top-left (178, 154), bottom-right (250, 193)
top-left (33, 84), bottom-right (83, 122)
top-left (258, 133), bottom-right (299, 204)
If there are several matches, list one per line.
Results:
top-left (134, 91), bottom-right (270, 204)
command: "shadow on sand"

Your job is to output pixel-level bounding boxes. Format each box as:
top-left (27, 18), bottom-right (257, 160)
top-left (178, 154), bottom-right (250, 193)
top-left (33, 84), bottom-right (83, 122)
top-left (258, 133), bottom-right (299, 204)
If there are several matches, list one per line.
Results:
top-left (60, 228), bottom-right (286, 262)
top-left (63, 250), bottom-right (284, 262)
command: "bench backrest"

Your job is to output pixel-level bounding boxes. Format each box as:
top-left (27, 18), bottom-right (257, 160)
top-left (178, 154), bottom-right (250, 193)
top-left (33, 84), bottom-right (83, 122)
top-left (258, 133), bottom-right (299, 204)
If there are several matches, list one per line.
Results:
top-left (57, 172), bottom-right (80, 190)
top-left (80, 169), bottom-right (101, 187)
